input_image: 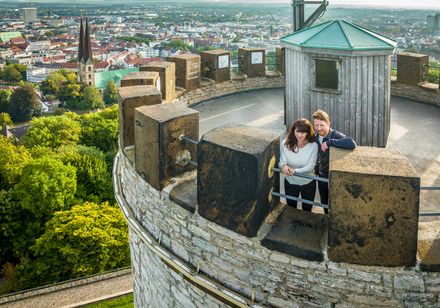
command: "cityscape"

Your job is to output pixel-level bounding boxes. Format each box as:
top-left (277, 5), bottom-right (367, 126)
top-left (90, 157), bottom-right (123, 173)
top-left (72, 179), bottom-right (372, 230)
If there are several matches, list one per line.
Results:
top-left (0, 2), bottom-right (439, 89)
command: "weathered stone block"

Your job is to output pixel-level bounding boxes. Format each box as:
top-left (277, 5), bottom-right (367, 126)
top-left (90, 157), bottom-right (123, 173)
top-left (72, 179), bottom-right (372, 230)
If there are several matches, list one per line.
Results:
top-left (261, 206), bottom-right (326, 261)
top-left (168, 54), bottom-right (201, 91)
top-left (238, 48), bottom-right (266, 78)
top-left (200, 49), bottom-right (231, 83)
top-left (197, 125), bottom-right (279, 237)
top-left (118, 85), bottom-right (162, 149)
top-left (397, 52), bottom-right (429, 85)
top-left (121, 71), bottom-right (160, 89)
top-left (134, 103), bottom-right (198, 190)
top-left (275, 47), bottom-right (285, 75)
top-left (140, 61), bottom-right (176, 102)
top-left (328, 147), bottom-right (420, 266)
top-left (418, 221), bottom-right (440, 271)
top-left (169, 177), bottom-right (197, 213)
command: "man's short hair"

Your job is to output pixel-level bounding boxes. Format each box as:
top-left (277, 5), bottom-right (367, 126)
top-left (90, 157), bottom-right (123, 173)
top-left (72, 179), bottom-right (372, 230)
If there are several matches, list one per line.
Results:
top-left (312, 109), bottom-right (330, 124)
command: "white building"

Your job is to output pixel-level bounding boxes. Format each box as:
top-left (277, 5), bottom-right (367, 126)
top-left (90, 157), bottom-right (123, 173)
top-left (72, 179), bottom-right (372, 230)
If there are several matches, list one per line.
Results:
top-left (26, 40), bottom-right (51, 53)
top-left (26, 67), bottom-right (51, 83)
top-left (22, 8), bottom-right (38, 24)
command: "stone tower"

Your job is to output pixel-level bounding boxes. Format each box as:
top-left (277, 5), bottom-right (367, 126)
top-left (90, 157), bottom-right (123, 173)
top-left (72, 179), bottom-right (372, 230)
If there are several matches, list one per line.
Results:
top-left (78, 18), bottom-right (95, 86)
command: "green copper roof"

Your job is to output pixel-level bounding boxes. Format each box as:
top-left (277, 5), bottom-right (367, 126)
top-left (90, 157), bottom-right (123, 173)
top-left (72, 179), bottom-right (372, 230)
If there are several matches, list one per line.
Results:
top-left (95, 68), bottom-right (139, 89)
top-left (281, 19), bottom-right (396, 51)
top-left (0, 32), bottom-right (23, 42)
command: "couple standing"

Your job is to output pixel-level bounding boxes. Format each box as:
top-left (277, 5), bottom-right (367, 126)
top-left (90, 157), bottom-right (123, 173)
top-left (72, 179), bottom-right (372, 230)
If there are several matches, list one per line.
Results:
top-left (279, 110), bottom-right (356, 213)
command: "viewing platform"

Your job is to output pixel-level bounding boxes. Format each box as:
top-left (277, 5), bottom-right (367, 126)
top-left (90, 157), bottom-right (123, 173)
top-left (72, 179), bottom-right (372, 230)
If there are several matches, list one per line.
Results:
top-left (114, 49), bottom-right (440, 305)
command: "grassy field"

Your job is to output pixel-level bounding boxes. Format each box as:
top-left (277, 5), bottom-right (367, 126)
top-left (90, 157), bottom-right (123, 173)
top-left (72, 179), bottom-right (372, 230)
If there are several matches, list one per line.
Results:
top-left (86, 293), bottom-right (134, 308)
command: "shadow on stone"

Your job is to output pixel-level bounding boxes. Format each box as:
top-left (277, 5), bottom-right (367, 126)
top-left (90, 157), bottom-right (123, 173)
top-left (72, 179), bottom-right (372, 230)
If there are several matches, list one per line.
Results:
top-left (169, 178), bottom-right (197, 214)
top-left (418, 221), bottom-right (440, 272)
top-left (261, 206), bottom-right (326, 261)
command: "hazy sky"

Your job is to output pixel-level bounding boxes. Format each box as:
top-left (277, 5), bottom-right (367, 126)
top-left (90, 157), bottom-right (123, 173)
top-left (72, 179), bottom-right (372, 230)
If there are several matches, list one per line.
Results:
top-left (215, 0), bottom-right (440, 9)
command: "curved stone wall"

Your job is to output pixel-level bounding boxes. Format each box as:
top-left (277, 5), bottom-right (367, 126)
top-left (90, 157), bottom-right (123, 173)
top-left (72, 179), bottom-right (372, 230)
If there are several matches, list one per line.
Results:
top-left (116, 151), bottom-right (440, 307)
top-left (176, 73), bottom-right (283, 106)
top-left (391, 81), bottom-right (440, 108)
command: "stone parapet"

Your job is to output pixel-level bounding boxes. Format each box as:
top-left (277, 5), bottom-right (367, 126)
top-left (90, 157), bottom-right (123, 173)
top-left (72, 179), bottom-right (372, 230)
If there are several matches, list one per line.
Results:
top-left (197, 125), bottom-right (279, 237)
top-left (176, 74), bottom-right (284, 106)
top-left (391, 81), bottom-right (440, 107)
top-left (329, 147), bottom-right (420, 267)
top-left (117, 152), bottom-right (440, 307)
top-left (134, 103), bottom-right (198, 190)
top-left (140, 61), bottom-right (176, 102)
top-left (418, 221), bottom-right (440, 271)
top-left (117, 85), bottom-right (162, 149)
top-left (397, 52), bottom-right (429, 85)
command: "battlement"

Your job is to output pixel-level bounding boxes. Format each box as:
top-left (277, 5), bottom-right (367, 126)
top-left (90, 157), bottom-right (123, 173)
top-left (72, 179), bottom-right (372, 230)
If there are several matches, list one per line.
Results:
top-left (115, 50), bottom-right (440, 307)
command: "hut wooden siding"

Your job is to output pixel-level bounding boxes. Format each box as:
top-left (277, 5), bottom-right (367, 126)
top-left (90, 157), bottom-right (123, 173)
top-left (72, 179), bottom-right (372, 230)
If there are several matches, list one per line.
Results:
top-left (285, 48), bottom-right (391, 147)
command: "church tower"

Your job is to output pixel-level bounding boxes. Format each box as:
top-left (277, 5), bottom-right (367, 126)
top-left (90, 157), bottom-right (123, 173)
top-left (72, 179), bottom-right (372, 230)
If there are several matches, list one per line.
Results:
top-left (77, 18), bottom-right (95, 86)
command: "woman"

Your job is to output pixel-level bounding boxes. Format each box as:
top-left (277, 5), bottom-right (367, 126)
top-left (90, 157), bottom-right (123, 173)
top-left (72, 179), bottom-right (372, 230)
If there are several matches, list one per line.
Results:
top-left (279, 118), bottom-right (318, 212)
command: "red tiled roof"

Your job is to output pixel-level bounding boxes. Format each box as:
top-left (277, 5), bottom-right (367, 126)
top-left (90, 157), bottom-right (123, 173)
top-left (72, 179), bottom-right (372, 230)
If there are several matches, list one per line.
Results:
top-left (10, 37), bottom-right (26, 45)
top-left (62, 62), bottom-right (77, 69)
top-left (125, 57), bottom-right (162, 66)
top-left (95, 61), bottom-right (109, 69)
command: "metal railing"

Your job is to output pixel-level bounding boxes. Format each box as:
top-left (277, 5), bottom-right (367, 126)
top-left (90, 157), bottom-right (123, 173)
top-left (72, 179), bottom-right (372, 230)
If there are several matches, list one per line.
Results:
top-left (178, 135), bottom-right (440, 217)
top-left (423, 63), bottom-right (440, 84)
top-left (229, 53), bottom-right (279, 72)
top-left (390, 59), bottom-right (440, 84)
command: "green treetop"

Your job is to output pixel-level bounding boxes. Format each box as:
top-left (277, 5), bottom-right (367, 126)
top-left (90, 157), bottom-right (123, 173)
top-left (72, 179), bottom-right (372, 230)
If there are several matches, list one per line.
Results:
top-left (103, 79), bottom-right (118, 105)
top-left (10, 156), bottom-right (76, 256)
top-left (22, 115), bottom-right (81, 149)
top-left (0, 136), bottom-right (31, 190)
top-left (8, 85), bottom-right (41, 122)
top-left (78, 86), bottom-right (104, 110)
top-left (26, 202), bottom-right (129, 286)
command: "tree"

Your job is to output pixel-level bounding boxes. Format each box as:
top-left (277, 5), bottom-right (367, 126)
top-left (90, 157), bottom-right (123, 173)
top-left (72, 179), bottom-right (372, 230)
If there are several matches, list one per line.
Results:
top-left (79, 111), bottom-right (119, 153)
top-left (1, 65), bottom-right (22, 83)
top-left (103, 79), bottom-right (118, 105)
top-left (57, 146), bottom-right (114, 203)
top-left (77, 86), bottom-right (104, 110)
top-left (11, 157), bottom-right (76, 255)
top-left (40, 69), bottom-right (76, 97)
top-left (13, 64), bottom-right (28, 81)
top-left (0, 136), bottom-right (31, 190)
top-left (59, 82), bottom-right (83, 108)
top-left (22, 115), bottom-right (81, 149)
top-left (22, 202), bottom-right (129, 287)
top-left (44, 30), bottom-right (55, 38)
top-left (166, 39), bottom-right (191, 51)
top-left (0, 112), bottom-right (13, 130)
top-left (8, 85), bottom-right (41, 122)
top-left (96, 104), bottom-right (118, 120)
top-left (0, 89), bottom-right (12, 113)
top-left (404, 46), bottom-right (421, 54)
top-left (0, 190), bottom-right (20, 264)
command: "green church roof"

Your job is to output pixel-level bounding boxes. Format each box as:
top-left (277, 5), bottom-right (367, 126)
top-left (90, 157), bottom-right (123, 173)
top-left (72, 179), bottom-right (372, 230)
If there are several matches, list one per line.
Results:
top-left (0, 32), bottom-right (23, 43)
top-left (281, 19), bottom-right (396, 51)
top-left (95, 68), bottom-right (139, 89)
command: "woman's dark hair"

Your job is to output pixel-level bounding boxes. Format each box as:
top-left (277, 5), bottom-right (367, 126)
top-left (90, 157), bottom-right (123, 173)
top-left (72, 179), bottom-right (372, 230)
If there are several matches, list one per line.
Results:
top-left (285, 118), bottom-right (315, 152)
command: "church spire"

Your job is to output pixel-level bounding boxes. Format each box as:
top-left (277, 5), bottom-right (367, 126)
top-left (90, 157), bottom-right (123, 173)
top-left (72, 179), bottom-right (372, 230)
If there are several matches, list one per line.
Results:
top-left (78, 18), bottom-right (84, 62)
top-left (77, 16), bottom-right (95, 87)
top-left (83, 17), bottom-right (93, 63)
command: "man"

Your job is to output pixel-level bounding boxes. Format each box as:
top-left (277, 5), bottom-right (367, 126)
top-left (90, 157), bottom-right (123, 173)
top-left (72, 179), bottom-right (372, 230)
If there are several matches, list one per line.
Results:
top-left (312, 110), bottom-right (356, 214)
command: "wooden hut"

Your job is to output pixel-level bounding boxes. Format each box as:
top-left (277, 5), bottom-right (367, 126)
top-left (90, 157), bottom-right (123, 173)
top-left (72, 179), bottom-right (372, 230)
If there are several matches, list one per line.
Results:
top-left (281, 19), bottom-right (396, 147)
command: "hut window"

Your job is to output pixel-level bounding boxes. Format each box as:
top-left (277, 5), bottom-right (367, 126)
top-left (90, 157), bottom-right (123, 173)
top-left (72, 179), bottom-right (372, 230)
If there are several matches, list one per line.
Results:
top-left (315, 59), bottom-right (339, 90)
